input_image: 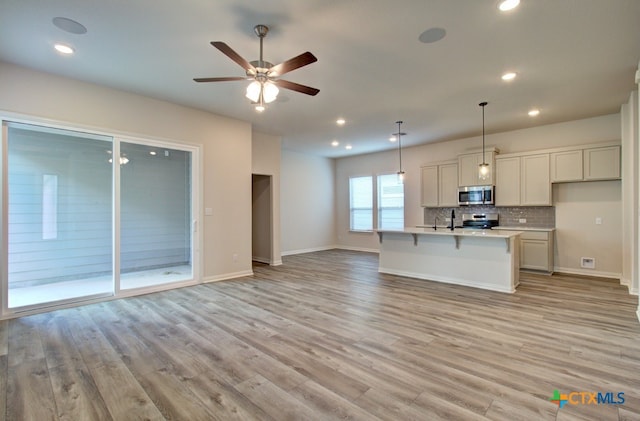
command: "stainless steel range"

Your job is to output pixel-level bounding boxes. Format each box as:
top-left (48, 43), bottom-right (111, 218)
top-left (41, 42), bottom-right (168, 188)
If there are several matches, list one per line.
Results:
top-left (461, 213), bottom-right (499, 229)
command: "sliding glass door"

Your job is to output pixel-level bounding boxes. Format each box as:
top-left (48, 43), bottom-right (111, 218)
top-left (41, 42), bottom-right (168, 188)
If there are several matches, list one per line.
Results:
top-left (6, 123), bottom-right (114, 308)
top-left (3, 121), bottom-right (197, 314)
top-left (119, 141), bottom-right (192, 290)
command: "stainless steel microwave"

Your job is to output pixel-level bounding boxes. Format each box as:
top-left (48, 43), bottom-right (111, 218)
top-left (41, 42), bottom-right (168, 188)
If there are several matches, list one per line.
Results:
top-left (458, 185), bottom-right (494, 206)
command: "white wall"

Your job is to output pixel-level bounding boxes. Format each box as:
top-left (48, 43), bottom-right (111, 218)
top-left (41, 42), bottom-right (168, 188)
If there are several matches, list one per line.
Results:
top-left (281, 150), bottom-right (335, 254)
top-left (335, 114), bottom-right (623, 276)
top-left (0, 61), bottom-right (253, 282)
top-left (553, 181), bottom-right (622, 277)
top-left (252, 132), bottom-right (282, 265)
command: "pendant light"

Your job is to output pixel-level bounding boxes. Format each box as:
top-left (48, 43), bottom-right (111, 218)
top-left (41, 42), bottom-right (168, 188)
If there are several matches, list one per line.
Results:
top-left (393, 120), bottom-right (406, 184)
top-left (478, 101), bottom-right (490, 180)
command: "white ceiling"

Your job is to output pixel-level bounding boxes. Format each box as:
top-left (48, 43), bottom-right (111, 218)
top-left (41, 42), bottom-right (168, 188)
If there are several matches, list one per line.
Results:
top-left (0, 0), bottom-right (639, 158)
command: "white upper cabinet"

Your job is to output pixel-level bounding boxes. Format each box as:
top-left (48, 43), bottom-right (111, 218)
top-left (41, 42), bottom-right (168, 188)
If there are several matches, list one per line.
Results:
top-left (420, 166), bottom-right (438, 207)
top-left (421, 162), bottom-right (458, 207)
top-left (584, 145), bottom-right (621, 180)
top-left (458, 151), bottom-right (495, 186)
top-left (495, 153), bottom-right (551, 206)
top-left (550, 145), bottom-right (620, 183)
top-left (521, 154), bottom-right (551, 206)
top-left (438, 163), bottom-right (459, 207)
top-left (495, 156), bottom-right (520, 206)
top-left (550, 150), bottom-right (583, 182)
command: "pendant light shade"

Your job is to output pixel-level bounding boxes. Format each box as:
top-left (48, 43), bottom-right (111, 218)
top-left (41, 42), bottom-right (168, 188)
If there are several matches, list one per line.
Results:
top-left (478, 101), bottom-right (490, 180)
top-left (394, 120), bottom-right (406, 184)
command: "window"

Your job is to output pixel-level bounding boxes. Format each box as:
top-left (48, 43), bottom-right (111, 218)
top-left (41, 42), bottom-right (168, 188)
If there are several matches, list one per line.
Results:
top-left (349, 176), bottom-right (373, 231)
top-left (377, 174), bottom-right (404, 229)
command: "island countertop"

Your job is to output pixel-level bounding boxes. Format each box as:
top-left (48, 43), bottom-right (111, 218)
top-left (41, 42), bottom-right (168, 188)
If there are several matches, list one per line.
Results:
top-left (378, 227), bottom-right (523, 239)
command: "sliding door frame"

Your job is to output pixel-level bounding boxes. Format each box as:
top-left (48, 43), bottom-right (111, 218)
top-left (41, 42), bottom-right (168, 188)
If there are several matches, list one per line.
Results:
top-left (0, 113), bottom-right (201, 319)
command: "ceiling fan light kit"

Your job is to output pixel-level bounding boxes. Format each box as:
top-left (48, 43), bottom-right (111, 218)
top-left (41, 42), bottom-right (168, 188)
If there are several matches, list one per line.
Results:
top-left (194, 24), bottom-right (319, 112)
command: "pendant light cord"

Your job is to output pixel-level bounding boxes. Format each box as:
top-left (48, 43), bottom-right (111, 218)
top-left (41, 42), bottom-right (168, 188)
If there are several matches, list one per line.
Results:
top-left (479, 102), bottom-right (488, 164)
top-left (397, 120), bottom-right (403, 172)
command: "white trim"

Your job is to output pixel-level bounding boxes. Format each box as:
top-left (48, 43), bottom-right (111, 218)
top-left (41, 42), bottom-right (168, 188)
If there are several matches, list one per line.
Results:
top-left (553, 266), bottom-right (622, 281)
top-left (335, 245), bottom-right (380, 254)
top-left (252, 258), bottom-right (284, 267)
top-left (202, 270), bottom-right (253, 283)
top-left (281, 245), bottom-right (337, 256)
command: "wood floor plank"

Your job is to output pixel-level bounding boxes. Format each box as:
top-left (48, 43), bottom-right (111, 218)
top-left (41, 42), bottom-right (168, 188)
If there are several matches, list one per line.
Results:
top-left (1, 249), bottom-right (639, 420)
top-left (234, 374), bottom-right (319, 421)
top-left (39, 313), bottom-right (112, 420)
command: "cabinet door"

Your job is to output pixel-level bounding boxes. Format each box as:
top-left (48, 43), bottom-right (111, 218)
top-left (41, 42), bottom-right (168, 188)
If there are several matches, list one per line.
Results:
top-left (458, 154), bottom-right (480, 187)
top-left (495, 157), bottom-right (520, 206)
top-left (520, 239), bottom-right (549, 271)
top-left (521, 154), bottom-right (551, 206)
top-left (584, 146), bottom-right (620, 180)
top-left (438, 163), bottom-right (458, 207)
top-left (550, 150), bottom-right (583, 182)
top-left (420, 166), bottom-right (438, 207)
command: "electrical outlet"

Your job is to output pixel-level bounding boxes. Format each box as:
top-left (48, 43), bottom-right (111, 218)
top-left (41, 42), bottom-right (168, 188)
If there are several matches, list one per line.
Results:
top-left (445, 217), bottom-right (451, 222)
top-left (519, 218), bottom-right (527, 223)
top-left (595, 217), bottom-right (602, 225)
top-left (233, 253), bottom-right (238, 262)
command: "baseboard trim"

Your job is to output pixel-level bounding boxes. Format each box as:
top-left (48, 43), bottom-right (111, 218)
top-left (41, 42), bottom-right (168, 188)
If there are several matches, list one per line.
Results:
top-left (252, 256), bottom-right (271, 264)
top-left (335, 245), bottom-right (380, 254)
top-left (281, 245), bottom-right (337, 256)
top-left (553, 266), bottom-right (622, 281)
top-left (202, 270), bottom-right (253, 283)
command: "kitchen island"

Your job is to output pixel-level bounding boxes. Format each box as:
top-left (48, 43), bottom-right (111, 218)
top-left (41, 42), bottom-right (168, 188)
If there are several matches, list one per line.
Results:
top-left (376, 227), bottom-right (523, 293)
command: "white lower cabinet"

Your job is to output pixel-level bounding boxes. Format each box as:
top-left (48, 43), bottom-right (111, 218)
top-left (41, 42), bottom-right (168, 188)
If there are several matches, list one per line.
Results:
top-left (520, 230), bottom-right (554, 273)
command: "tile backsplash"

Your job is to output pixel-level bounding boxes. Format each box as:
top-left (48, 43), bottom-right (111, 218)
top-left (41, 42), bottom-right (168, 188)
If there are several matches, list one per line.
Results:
top-left (423, 205), bottom-right (555, 228)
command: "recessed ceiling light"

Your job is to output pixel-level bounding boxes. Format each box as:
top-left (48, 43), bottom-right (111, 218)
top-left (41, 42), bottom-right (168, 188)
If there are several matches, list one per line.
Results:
top-left (331, 140), bottom-right (339, 147)
top-left (389, 136), bottom-right (397, 142)
top-left (149, 151), bottom-right (157, 156)
top-left (501, 72), bottom-right (517, 81)
top-left (498, 0), bottom-right (520, 12)
top-left (528, 109), bottom-right (540, 117)
top-left (54, 43), bottom-right (74, 54)
top-left (336, 118), bottom-right (346, 126)
top-left (345, 145), bottom-right (352, 150)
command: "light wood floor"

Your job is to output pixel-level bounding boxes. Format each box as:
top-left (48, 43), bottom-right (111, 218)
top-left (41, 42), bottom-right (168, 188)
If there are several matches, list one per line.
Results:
top-left (1, 249), bottom-right (639, 420)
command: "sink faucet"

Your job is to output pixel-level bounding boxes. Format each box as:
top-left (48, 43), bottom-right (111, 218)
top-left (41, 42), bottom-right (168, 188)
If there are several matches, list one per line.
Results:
top-left (450, 209), bottom-right (455, 231)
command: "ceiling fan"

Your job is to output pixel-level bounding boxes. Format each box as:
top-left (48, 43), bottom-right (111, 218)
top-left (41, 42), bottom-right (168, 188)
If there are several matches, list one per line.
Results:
top-left (194, 24), bottom-right (319, 111)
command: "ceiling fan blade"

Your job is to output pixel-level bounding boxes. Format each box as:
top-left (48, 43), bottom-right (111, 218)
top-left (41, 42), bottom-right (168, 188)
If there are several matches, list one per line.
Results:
top-left (211, 41), bottom-right (255, 72)
top-left (269, 52), bottom-right (317, 77)
top-left (274, 79), bottom-right (320, 96)
top-left (193, 76), bottom-right (247, 83)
